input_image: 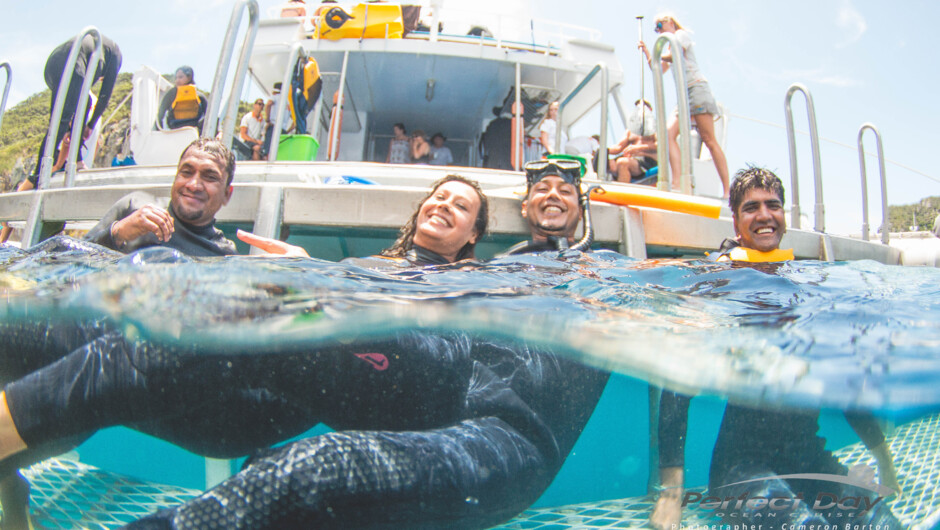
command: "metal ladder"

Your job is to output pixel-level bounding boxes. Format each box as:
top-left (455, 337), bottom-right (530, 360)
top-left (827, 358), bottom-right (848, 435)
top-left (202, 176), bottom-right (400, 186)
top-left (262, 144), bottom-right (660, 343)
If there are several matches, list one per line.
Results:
top-left (0, 62), bottom-right (11, 133)
top-left (555, 62), bottom-right (612, 180)
top-left (650, 32), bottom-right (693, 194)
top-left (857, 123), bottom-right (889, 244)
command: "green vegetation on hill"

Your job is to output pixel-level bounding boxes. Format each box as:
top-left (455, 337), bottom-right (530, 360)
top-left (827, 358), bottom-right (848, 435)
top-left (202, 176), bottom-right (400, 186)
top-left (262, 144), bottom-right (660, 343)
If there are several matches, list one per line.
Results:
top-left (887, 196), bottom-right (940, 233)
top-left (0, 72), bottom-right (133, 191)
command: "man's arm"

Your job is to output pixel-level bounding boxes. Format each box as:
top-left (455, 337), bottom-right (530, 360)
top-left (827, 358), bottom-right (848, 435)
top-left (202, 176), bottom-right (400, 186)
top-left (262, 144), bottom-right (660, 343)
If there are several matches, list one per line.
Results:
top-left (84, 193), bottom-right (173, 251)
top-left (845, 412), bottom-right (901, 496)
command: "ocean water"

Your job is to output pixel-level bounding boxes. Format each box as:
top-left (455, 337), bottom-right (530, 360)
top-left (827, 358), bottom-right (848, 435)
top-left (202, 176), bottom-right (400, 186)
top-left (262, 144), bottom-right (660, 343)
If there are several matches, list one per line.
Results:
top-left (1, 237), bottom-right (939, 524)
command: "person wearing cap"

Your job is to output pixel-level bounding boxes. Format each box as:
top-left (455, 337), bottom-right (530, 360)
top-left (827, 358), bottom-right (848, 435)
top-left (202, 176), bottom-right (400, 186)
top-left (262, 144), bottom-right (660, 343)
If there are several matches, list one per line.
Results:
top-left (263, 83), bottom-right (296, 158)
top-left (239, 98), bottom-right (267, 161)
top-left (428, 132), bottom-right (453, 166)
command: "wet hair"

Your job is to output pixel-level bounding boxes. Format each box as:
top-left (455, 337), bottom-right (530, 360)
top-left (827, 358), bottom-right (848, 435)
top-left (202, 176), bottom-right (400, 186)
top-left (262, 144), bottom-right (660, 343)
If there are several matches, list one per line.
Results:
top-left (180, 138), bottom-right (236, 186)
top-left (382, 175), bottom-right (489, 262)
top-left (176, 66), bottom-right (194, 83)
top-left (729, 166), bottom-right (785, 215)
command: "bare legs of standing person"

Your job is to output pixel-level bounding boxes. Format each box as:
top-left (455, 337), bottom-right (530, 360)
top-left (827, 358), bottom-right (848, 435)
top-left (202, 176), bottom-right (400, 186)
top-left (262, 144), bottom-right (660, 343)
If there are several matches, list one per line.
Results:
top-left (666, 113), bottom-right (730, 198)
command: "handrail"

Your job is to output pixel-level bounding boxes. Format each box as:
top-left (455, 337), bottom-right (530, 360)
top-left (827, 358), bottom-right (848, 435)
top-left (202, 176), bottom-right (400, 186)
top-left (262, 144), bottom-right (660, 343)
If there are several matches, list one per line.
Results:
top-left (267, 42), bottom-right (305, 162)
top-left (857, 123), bottom-right (889, 244)
top-left (650, 32), bottom-right (692, 193)
top-left (784, 83), bottom-right (824, 232)
top-left (204, 0), bottom-right (260, 147)
top-left (557, 62), bottom-right (609, 180)
top-left (42, 28), bottom-right (104, 189)
top-left (0, 62), bottom-right (11, 133)
top-left (327, 51), bottom-right (350, 161)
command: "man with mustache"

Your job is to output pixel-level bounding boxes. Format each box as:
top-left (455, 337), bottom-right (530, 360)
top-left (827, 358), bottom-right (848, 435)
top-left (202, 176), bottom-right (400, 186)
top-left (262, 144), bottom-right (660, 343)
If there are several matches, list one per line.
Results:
top-left (84, 138), bottom-right (237, 256)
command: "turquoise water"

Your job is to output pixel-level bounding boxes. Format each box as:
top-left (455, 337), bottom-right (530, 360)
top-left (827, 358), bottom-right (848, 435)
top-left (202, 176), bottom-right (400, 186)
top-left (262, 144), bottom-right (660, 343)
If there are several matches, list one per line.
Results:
top-left (1, 237), bottom-right (939, 514)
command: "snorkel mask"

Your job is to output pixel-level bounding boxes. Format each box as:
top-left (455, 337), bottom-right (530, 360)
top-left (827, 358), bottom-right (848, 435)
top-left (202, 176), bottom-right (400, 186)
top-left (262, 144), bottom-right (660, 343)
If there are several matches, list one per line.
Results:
top-left (523, 159), bottom-right (595, 252)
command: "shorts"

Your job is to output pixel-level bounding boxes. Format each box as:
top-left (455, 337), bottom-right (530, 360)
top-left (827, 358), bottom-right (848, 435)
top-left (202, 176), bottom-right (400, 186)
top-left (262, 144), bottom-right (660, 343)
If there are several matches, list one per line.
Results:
top-left (634, 155), bottom-right (657, 172)
top-left (682, 81), bottom-right (719, 117)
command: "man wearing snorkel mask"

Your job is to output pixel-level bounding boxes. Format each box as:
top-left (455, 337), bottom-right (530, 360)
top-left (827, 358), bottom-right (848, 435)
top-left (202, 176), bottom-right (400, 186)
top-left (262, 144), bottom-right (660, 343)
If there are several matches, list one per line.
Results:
top-left (502, 158), bottom-right (594, 254)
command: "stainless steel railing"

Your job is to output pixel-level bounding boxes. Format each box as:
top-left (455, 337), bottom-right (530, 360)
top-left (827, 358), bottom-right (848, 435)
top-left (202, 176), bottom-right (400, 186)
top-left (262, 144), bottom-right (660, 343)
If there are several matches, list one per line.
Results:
top-left (0, 62), bottom-right (11, 133)
top-left (784, 83), bottom-right (824, 232)
top-left (557, 62), bottom-right (610, 180)
top-left (267, 42), bottom-right (305, 162)
top-left (204, 0), bottom-right (260, 146)
top-left (857, 123), bottom-right (889, 244)
top-left (650, 32), bottom-right (692, 193)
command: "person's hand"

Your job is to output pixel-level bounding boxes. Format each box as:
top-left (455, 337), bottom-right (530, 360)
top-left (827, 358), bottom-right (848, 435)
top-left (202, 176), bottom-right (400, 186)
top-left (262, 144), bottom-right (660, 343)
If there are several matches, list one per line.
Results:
top-left (112, 205), bottom-right (175, 245)
top-left (650, 488), bottom-right (683, 530)
top-left (237, 229), bottom-right (309, 257)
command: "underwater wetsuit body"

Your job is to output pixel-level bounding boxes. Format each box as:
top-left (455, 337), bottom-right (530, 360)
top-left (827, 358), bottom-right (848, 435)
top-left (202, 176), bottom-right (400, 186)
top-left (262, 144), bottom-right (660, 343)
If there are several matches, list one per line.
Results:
top-left (658, 243), bottom-right (898, 529)
top-left (84, 192), bottom-right (236, 257)
top-left (1, 244), bottom-right (609, 529)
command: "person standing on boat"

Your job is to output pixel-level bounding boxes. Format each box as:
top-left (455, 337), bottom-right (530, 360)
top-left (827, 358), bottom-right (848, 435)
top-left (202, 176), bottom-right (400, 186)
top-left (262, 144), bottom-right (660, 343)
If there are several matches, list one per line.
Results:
top-left (0, 34), bottom-right (122, 245)
top-left (238, 99), bottom-right (266, 161)
top-left (410, 129), bottom-right (431, 164)
top-left (538, 101), bottom-right (567, 156)
top-left (650, 167), bottom-right (901, 530)
top-left (428, 132), bottom-right (453, 166)
top-left (639, 14), bottom-right (729, 197)
top-left (83, 138), bottom-right (236, 257)
top-left (385, 122), bottom-right (411, 163)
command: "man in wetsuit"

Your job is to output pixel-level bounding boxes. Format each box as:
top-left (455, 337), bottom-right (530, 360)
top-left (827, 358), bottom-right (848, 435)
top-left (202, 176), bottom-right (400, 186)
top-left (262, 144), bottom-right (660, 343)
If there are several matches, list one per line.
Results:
top-left (83, 138), bottom-right (237, 257)
top-left (651, 167), bottom-right (900, 530)
top-left (0, 33), bottom-right (122, 244)
top-left (0, 162), bottom-right (609, 529)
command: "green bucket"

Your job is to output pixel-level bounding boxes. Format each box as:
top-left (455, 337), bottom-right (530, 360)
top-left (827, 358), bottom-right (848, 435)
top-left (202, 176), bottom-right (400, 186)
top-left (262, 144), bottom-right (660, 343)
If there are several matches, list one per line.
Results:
top-left (276, 134), bottom-right (320, 161)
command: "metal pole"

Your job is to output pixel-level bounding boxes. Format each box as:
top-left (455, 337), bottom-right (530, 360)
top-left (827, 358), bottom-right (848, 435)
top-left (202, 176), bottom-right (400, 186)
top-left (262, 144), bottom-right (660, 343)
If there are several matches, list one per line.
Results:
top-left (203, 0), bottom-right (259, 144)
top-left (784, 83), bottom-right (824, 232)
top-left (650, 33), bottom-right (691, 193)
top-left (636, 16), bottom-right (646, 135)
top-left (0, 63), bottom-right (11, 134)
top-left (597, 64), bottom-right (609, 181)
top-left (514, 62), bottom-right (522, 170)
top-left (329, 50), bottom-right (349, 161)
top-left (64, 34), bottom-right (103, 187)
top-left (221, 0), bottom-right (260, 148)
top-left (268, 43), bottom-right (304, 162)
top-left (858, 123), bottom-right (889, 244)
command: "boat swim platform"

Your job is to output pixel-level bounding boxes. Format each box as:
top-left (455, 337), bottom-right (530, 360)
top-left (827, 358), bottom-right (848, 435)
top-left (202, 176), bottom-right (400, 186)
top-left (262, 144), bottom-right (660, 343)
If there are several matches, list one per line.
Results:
top-left (11, 413), bottom-right (939, 529)
top-left (0, 162), bottom-right (901, 264)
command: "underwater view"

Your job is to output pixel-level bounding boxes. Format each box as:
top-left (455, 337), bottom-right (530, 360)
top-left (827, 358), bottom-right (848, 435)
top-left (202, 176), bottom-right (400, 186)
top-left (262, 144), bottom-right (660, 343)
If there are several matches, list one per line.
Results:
top-left (0, 237), bottom-right (938, 528)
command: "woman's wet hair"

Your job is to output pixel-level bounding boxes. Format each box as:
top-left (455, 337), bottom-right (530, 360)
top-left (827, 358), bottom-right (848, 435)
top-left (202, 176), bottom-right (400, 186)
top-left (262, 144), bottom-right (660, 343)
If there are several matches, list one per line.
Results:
top-left (382, 174), bottom-right (489, 262)
top-left (180, 138), bottom-right (236, 186)
top-left (729, 166), bottom-right (785, 213)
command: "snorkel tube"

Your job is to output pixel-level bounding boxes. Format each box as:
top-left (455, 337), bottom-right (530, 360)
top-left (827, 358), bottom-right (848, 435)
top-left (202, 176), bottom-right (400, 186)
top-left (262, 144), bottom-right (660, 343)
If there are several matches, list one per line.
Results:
top-left (569, 185), bottom-right (597, 252)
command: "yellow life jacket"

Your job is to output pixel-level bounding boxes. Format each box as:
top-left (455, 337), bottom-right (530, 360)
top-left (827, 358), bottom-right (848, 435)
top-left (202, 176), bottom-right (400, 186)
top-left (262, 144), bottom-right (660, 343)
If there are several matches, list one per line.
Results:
top-left (287, 58), bottom-right (322, 126)
top-left (315, 4), bottom-right (403, 40)
top-left (718, 246), bottom-right (795, 263)
top-left (172, 85), bottom-right (200, 121)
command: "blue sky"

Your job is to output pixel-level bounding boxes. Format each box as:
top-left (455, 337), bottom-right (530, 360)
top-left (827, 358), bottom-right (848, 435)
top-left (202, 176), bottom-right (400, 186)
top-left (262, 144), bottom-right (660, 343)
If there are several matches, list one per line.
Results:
top-left (1, 0), bottom-right (937, 235)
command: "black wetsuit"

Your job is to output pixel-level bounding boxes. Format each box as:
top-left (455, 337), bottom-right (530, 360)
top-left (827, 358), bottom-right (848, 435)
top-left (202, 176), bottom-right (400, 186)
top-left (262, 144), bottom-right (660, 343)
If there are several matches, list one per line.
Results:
top-left (658, 245), bottom-right (900, 528)
top-left (83, 192), bottom-right (236, 257)
top-left (29, 34), bottom-right (121, 186)
top-left (1, 244), bottom-right (609, 529)
top-left (155, 86), bottom-right (207, 131)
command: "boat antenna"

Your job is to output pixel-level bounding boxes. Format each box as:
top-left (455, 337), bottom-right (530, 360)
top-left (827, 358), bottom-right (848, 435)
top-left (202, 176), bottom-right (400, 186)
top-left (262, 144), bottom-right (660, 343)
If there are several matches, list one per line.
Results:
top-left (569, 185), bottom-right (598, 252)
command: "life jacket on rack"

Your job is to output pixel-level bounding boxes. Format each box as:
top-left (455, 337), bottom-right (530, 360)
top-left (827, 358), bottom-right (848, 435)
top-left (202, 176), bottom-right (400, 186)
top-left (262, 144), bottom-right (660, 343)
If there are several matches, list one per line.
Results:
top-left (288, 56), bottom-right (322, 134)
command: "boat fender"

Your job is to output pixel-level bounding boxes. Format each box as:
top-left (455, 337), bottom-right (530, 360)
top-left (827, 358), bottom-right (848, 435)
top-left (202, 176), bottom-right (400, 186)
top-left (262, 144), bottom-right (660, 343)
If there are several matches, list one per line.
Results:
top-left (589, 186), bottom-right (721, 219)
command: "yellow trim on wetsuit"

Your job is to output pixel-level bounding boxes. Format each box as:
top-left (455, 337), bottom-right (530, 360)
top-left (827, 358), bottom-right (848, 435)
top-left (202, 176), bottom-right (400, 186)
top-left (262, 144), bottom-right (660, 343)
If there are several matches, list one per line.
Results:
top-left (719, 246), bottom-right (794, 263)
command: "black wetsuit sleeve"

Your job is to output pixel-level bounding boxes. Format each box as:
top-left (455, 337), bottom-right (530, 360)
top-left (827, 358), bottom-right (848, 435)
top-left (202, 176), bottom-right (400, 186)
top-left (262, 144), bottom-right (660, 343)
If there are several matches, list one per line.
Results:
top-left (87, 37), bottom-right (122, 129)
top-left (156, 87), bottom-right (176, 130)
top-left (845, 411), bottom-right (886, 449)
top-left (83, 192), bottom-right (159, 251)
top-left (658, 390), bottom-right (691, 469)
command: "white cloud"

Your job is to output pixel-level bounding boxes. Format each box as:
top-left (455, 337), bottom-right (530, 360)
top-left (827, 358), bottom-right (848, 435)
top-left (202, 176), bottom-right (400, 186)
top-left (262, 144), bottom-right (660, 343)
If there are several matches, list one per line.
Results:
top-left (835, 0), bottom-right (867, 47)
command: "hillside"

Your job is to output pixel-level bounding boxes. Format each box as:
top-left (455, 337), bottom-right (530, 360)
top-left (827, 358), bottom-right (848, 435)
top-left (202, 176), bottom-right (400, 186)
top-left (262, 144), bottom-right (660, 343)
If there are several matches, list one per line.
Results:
top-left (887, 196), bottom-right (940, 234)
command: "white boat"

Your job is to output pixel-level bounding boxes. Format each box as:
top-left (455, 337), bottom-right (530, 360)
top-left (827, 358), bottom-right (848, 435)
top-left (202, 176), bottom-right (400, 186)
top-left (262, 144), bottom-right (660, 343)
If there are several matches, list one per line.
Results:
top-left (1, 2), bottom-right (938, 528)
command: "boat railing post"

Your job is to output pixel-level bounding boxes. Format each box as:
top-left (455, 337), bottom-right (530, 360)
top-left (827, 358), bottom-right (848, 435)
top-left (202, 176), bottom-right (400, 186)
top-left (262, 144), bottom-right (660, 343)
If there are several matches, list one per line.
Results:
top-left (557, 62), bottom-right (610, 180)
top-left (857, 123), bottom-right (889, 244)
top-left (203, 0), bottom-right (260, 147)
top-left (513, 63), bottom-right (522, 170)
top-left (328, 51), bottom-right (349, 161)
top-left (650, 33), bottom-right (692, 193)
top-left (784, 83), bottom-right (824, 232)
top-left (268, 42), bottom-right (305, 162)
top-left (0, 62), bottom-right (11, 134)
